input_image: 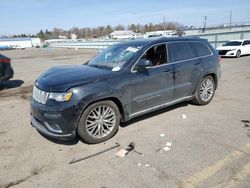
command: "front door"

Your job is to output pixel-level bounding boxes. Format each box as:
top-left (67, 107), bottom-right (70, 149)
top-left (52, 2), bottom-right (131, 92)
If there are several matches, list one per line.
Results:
top-left (130, 44), bottom-right (174, 115)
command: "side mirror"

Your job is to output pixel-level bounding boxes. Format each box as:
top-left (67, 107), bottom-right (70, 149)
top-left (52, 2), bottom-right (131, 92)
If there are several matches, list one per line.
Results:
top-left (135, 59), bottom-right (152, 72)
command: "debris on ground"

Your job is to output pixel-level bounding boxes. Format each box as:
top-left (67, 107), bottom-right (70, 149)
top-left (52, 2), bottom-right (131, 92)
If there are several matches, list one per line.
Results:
top-left (138, 163), bottom-right (141, 167)
top-left (115, 149), bottom-right (128, 158)
top-left (115, 142), bottom-right (143, 158)
top-left (241, 120), bottom-right (250, 128)
top-left (163, 147), bottom-right (170, 151)
top-left (166, 142), bottom-right (172, 147)
top-left (155, 141), bottom-right (172, 153)
top-left (244, 124), bottom-right (250, 128)
top-left (241, 120), bottom-right (250, 123)
top-left (181, 114), bottom-right (187, 119)
top-left (145, 164), bottom-right (150, 167)
top-left (160, 134), bottom-right (165, 137)
top-left (69, 143), bottom-right (120, 164)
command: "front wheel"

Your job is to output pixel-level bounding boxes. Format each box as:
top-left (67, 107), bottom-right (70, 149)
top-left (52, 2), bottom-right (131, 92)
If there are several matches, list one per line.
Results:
top-left (236, 50), bottom-right (241, 58)
top-left (77, 100), bottom-right (120, 144)
top-left (192, 76), bottom-right (215, 105)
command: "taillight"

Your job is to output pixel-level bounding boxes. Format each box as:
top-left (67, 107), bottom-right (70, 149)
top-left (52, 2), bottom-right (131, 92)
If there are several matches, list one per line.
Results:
top-left (0, 58), bottom-right (10, 63)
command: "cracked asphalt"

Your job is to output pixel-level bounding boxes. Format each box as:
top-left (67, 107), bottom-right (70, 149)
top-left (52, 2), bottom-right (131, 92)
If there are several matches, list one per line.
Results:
top-left (0, 48), bottom-right (250, 188)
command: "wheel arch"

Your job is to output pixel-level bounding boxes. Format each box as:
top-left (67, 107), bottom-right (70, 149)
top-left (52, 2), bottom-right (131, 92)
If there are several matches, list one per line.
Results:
top-left (78, 96), bottom-right (125, 125)
top-left (204, 73), bottom-right (218, 90)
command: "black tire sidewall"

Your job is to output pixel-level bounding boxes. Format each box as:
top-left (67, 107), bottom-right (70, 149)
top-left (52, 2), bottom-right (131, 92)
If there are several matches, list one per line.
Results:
top-left (77, 100), bottom-right (120, 144)
top-left (236, 50), bottom-right (241, 58)
top-left (194, 76), bottom-right (215, 105)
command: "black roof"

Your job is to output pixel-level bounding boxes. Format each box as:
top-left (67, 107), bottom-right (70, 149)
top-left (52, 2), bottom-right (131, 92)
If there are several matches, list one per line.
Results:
top-left (115, 36), bottom-right (206, 47)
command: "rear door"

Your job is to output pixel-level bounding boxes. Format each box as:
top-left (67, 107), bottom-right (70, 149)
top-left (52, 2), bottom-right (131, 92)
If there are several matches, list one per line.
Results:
top-left (243, 40), bottom-right (250, 54)
top-left (130, 44), bottom-right (174, 115)
top-left (241, 41), bottom-right (249, 55)
top-left (168, 41), bottom-right (202, 99)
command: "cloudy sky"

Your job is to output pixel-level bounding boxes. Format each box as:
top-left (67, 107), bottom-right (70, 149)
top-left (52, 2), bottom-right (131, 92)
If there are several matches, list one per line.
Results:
top-left (0, 0), bottom-right (249, 35)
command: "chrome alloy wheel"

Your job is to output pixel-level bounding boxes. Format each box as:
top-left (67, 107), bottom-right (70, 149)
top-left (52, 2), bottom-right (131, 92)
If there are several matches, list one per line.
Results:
top-left (86, 105), bottom-right (116, 138)
top-left (199, 78), bottom-right (214, 102)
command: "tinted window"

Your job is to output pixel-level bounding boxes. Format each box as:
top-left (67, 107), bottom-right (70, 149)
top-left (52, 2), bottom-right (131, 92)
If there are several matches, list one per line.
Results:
top-left (169, 42), bottom-right (196, 62)
top-left (223, 41), bottom-right (242, 46)
top-left (140, 44), bottom-right (167, 66)
top-left (243, 40), bottom-right (250, 45)
top-left (191, 42), bottom-right (211, 56)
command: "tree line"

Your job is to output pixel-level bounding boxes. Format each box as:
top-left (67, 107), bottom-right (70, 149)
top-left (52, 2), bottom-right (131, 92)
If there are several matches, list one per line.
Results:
top-left (13, 22), bottom-right (185, 40)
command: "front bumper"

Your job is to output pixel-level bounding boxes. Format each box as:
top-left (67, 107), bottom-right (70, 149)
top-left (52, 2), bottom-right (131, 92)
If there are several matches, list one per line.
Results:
top-left (30, 98), bottom-right (83, 140)
top-left (218, 50), bottom-right (237, 57)
top-left (31, 116), bottom-right (75, 139)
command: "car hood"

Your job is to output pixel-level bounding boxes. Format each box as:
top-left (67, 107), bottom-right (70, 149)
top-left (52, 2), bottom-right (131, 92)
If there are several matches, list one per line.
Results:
top-left (36, 65), bottom-right (112, 92)
top-left (216, 46), bottom-right (239, 50)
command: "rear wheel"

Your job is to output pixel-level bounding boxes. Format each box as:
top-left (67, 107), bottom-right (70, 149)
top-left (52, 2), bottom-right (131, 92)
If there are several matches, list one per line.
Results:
top-left (192, 76), bottom-right (215, 105)
top-left (236, 50), bottom-right (241, 58)
top-left (77, 100), bottom-right (120, 144)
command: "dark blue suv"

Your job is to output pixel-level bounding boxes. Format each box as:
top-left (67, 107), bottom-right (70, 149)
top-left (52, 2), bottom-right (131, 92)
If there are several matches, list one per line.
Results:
top-left (30, 37), bottom-right (221, 143)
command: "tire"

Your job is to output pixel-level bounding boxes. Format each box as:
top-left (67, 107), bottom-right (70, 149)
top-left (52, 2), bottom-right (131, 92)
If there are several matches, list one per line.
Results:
top-left (77, 100), bottom-right (120, 144)
top-left (236, 50), bottom-right (241, 58)
top-left (192, 76), bottom-right (215, 105)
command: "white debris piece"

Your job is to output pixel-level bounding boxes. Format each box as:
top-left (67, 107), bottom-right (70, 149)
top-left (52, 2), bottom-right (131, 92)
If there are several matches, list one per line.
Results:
top-left (160, 134), bottom-right (165, 137)
top-left (166, 142), bottom-right (172, 147)
top-left (138, 163), bottom-right (141, 167)
top-left (181, 114), bottom-right (187, 119)
top-left (163, 146), bottom-right (170, 151)
top-left (115, 149), bottom-right (128, 158)
top-left (145, 164), bottom-right (150, 167)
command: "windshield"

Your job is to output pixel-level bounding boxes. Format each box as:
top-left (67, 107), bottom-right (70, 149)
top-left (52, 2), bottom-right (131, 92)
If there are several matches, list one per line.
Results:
top-left (88, 44), bottom-right (142, 70)
top-left (223, 41), bottom-right (242, 46)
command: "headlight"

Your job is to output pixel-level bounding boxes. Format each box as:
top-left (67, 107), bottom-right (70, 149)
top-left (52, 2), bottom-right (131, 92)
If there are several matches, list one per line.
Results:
top-left (48, 92), bottom-right (73, 102)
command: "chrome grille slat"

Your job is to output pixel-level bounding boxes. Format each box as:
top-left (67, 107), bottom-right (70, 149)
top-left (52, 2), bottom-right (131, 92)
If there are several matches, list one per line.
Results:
top-left (32, 86), bottom-right (49, 104)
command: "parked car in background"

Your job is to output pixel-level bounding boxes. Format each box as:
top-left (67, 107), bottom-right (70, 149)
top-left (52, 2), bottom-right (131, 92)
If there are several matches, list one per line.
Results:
top-left (0, 54), bottom-right (14, 84)
top-left (12, 45), bottom-right (25, 50)
top-left (216, 40), bottom-right (250, 58)
top-left (30, 37), bottom-right (221, 143)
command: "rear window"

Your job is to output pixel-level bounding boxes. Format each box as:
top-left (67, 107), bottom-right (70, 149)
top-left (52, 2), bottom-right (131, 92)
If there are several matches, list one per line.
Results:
top-left (191, 42), bottom-right (211, 57)
top-left (168, 42), bottom-right (196, 62)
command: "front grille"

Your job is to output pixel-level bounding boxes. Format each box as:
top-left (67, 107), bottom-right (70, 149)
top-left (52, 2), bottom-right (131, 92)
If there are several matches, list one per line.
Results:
top-left (32, 86), bottom-right (49, 104)
top-left (218, 50), bottom-right (230, 55)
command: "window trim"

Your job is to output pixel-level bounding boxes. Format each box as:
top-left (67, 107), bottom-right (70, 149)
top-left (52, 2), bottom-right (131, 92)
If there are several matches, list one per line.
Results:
top-left (131, 42), bottom-right (169, 73)
top-left (131, 41), bottom-right (213, 73)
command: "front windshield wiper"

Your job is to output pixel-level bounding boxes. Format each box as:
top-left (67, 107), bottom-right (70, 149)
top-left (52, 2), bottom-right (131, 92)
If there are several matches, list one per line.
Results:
top-left (88, 64), bottom-right (105, 69)
top-left (89, 64), bottom-right (113, 70)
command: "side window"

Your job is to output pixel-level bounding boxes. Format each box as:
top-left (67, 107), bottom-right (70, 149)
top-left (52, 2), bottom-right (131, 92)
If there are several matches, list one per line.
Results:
top-left (243, 41), bottom-right (248, 46)
top-left (168, 42), bottom-right (196, 62)
top-left (140, 44), bottom-right (167, 66)
top-left (191, 42), bottom-right (211, 57)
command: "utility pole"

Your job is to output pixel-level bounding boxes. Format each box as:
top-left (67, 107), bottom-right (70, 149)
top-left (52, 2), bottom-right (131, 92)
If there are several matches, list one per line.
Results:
top-left (202, 16), bottom-right (207, 33)
top-left (229, 10), bottom-right (232, 30)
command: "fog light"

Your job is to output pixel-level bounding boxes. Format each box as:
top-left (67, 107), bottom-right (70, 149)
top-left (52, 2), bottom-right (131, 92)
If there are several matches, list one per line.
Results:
top-left (44, 122), bottom-right (62, 133)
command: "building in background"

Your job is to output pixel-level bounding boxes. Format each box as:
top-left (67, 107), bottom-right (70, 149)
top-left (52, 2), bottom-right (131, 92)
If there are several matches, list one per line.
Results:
top-left (109, 30), bottom-right (143, 39)
top-left (0, 38), bottom-right (41, 49)
top-left (144, 30), bottom-right (177, 38)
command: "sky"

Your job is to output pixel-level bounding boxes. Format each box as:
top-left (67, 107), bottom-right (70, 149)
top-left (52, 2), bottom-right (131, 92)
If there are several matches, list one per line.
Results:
top-left (0, 0), bottom-right (249, 35)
